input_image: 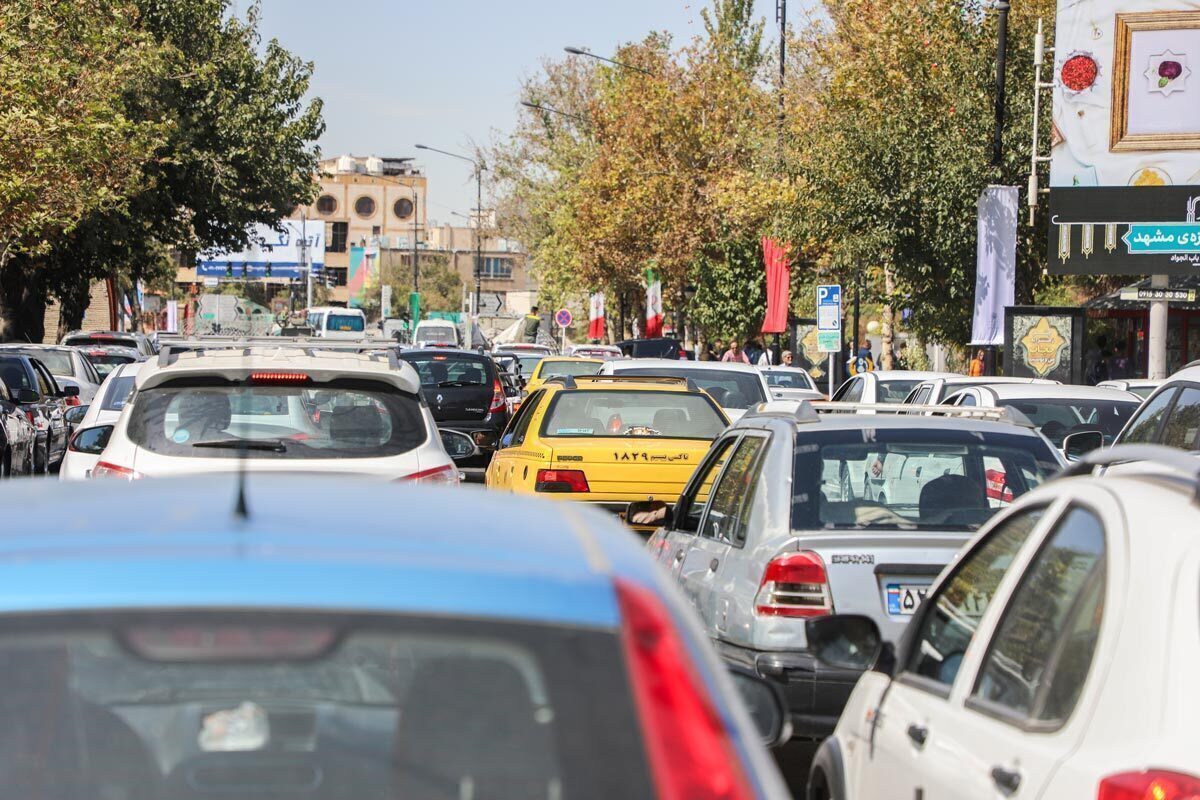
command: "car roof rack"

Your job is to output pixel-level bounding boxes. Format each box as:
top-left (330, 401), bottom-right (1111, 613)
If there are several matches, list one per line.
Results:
top-left (572, 375), bottom-right (698, 391)
top-left (1058, 444), bottom-right (1200, 504)
top-left (809, 402), bottom-right (1036, 428)
top-left (156, 339), bottom-right (400, 369)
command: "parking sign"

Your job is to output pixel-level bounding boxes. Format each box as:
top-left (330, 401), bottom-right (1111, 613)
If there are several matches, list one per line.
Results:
top-left (816, 285), bottom-right (842, 353)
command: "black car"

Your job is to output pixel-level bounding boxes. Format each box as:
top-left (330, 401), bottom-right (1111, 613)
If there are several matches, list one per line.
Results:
top-left (0, 355), bottom-right (74, 473)
top-left (0, 378), bottom-right (37, 477)
top-left (615, 337), bottom-right (691, 360)
top-left (398, 349), bottom-right (511, 479)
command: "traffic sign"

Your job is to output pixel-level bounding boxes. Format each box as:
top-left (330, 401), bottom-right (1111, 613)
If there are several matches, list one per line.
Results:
top-left (816, 284), bottom-right (842, 353)
top-left (555, 308), bottom-right (573, 327)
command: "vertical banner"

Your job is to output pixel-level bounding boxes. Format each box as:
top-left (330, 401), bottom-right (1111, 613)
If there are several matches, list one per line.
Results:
top-left (645, 266), bottom-right (663, 338)
top-left (165, 300), bottom-right (178, 333)
top-left (588, 292), bottom-right (606, 340)
top-left (761, 237), bottom-right (792, 334)
top-left (971, 186), bottom-right (1019, 346)
top-left (347, 246), bottom-right (366, 307)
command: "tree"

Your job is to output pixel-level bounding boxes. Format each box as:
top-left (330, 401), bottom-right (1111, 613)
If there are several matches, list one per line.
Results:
top-left (0, 0), bottom-right (324, 341)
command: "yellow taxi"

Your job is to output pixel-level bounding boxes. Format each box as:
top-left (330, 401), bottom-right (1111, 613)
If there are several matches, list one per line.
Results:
top-left (521, 357), bottom-right (604, 396)
top-left (485, 375), bottom-right (730, 526)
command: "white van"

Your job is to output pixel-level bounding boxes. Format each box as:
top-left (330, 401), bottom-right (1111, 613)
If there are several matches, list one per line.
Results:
top-left (305, 307), bottom-right (367, 340)
top-left (412, 319), bottom-right (459, 348)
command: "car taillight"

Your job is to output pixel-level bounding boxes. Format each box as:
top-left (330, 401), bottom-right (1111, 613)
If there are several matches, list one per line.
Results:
top-left (92, 461), bottom-right (142, 480)
top-left (25, 410), bottom-right (35, 425)
top-left (250, 372), bottom-right (311, 385)
top-left (488, 378), bottom-right (506, 414)
top-left (535, 469), bottom-right (589, 493)
top-left (615, 579), bottom-right (754, 800)
top-left (1099, 771), bottom-right (1200, 800)
top-left (400, 464), bottom-right (459, 485)
top-left (65, 395), bottom-right (81, 407)
top-left (754, 551), bottom-right (832, 618)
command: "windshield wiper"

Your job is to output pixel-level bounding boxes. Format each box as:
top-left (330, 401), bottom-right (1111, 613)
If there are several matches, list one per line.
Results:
top-left (435, 380), bottom-right (479, 388)
top-left (193, 438), bottom-right (287, 453)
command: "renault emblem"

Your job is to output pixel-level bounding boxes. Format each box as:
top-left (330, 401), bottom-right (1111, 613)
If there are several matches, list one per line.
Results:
top-left (436, 393), bottom-right (444, 405)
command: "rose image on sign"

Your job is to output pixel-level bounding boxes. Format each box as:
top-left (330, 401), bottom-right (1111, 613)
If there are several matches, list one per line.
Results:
top-left (1145, 50), bottom-right (1191, 96)
top-left (1018, 317), bottom-right (1070, 378)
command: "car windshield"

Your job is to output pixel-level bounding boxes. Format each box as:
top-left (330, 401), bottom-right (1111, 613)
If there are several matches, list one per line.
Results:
top-left (877, 379), bottom-right (922, 403)
top-left (416, 325), bottom-right (457, 344)
top-left (764, 370), bottom-right (814, 390)
top-left (326, 314), bottom-right (365, 333)
top-left (126, 378), bottom-right (425, 459)
top-left (401, 354), bottom-right (491, 387)
top-left (1002, 398), bottom-right (1138, 446)
top-left (0, 612), bottom-right (651, 798)
top-left (10, 349), bottom-right (73, 376)
top-left (100, 375), bottom-right (137, 412)
top-left (792, 428), bottom-right (1060, 531)
top-left (1129, 386), bottom-right (1157, 399)
top-left (541, 389), bottom-right (727, 439)
top-left (86, 352), bottom-right (137, 377)
top-left (614, 368), bottom-right (766, 409)
top-left (538, 360), bottom-right (603, 379)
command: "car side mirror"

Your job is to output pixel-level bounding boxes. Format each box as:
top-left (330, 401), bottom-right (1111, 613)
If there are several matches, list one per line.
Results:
top-left (15, 388), bottom-right (39, 404)
top-left (64, 405), bottom-right (90, 426)
top-left (1062, 430), bottom-right (1104, 461)
top-left (725, 664), bottom-right (790, 748)
top-left (59, 385), bottom-right (80, 398)
top-left (69, 424), bottom-right (113, 456)
top-left (439, 429), bottom-right (478, 462)
top-left (804, 614), bottom-right (884, 671)
top-left (625, 500), bottom-right (672, 528)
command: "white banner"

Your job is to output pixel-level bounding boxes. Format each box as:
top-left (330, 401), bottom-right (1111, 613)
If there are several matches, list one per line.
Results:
top-left (971, 186), bottom-right (1019, 346)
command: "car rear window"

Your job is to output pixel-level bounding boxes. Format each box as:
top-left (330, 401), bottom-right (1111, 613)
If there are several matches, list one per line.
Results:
top-left (415, 325), bottom-right (457, 344)
top-left (9, 349), bottom-right (73, 376)
top-left (614, 367), bottom-right (766, 409)
top-left (67, 335), bottom-right (140, 350)
top-left (126, 378), bottom-right (425, 459)
top-left (101, 375), bottom-right (137, 412)
top-left (541, 390), bottom-right (727, 439)
top-left (792, 428), bottom-right (1061, 531)
top-left (538, 360), bottom-right (603, 379)
top-left (765, 371), bottom-right (814, 390)
top-left (0, 611), bottom-right (652, 798)
top-left (86, 352), bottom-right (137, 377)
top-left (1003, 398), bottom-right (1138, 446)
top-left (326, 314), bottom-right (365, 333)
top-left (400, 353), bottom-right (494, 387)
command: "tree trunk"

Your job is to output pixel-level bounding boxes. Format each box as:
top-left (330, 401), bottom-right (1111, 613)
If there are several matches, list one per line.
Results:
top-left (0, 263), bottom-right (47, 343)
top-left (880, 264), bottom-right (896, 370)
top-left (56, 280), bottom-right (92, 341)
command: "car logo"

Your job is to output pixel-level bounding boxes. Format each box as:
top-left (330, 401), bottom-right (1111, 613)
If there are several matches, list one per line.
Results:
top-left (436, 394), bottom-right (444, 405)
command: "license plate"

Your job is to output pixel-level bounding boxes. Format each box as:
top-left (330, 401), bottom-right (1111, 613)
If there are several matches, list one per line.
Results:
top-left (886, 584), bottom-right (928, 616)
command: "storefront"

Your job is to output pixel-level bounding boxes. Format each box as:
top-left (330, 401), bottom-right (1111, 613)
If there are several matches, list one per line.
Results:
top-left (1083, 277), bottom-right (1200, 378)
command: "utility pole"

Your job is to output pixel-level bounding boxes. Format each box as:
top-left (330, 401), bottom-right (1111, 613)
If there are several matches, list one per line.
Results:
top-left (992, 1), bottom-right (1011, 169)
top-left (474, 166), bottom-right (483, 316)
top-left (300, 209), bottom-right (313, 309)
top-left (411, 186), bottom-right (419, 293)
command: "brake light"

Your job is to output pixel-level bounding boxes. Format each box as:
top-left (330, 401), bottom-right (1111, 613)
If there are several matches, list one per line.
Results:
top-left (25, 410), bottom-right (35, 425)
top-left (488, 377), bottom-right (506, 414)
top-left (400, 464), bottom-right (459, 485)
top-left (755, 551), bottom-right (832, 617)
top-left (1099, 771), bottom-right (1200, 800)
top-left (615, 579), bottom-right (754, 800)
top-left (250, 372), bottom-right (310, 385)
top-left (92, 461), bottom-right (142, 480)
top-left (65, 395), bottom-right (81, 407)
top-left (535, 469), bottom-right (590, 493)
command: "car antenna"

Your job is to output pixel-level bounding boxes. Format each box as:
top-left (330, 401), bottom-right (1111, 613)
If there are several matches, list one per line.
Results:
top-left (234, 446), bottom-right (250, 519)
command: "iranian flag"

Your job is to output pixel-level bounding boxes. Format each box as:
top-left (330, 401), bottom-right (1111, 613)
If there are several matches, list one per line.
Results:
top-left (645, 266), bottom-right (663, 338)
top-left (588, 292), bottom-right (606, 340)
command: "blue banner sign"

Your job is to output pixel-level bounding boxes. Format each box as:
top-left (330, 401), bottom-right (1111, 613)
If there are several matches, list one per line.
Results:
top-left (1122, 224), bottom-right (1200, 255)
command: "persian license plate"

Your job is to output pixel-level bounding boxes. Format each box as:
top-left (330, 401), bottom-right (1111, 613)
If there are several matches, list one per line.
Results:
top-left (886, 583), bottom-right (928, 616)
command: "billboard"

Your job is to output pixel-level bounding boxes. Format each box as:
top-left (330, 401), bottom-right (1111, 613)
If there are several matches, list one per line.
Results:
top-left (196, 220), bottom-right (324, 279)
top-left (1050, 1), bottom-right (1200, 274)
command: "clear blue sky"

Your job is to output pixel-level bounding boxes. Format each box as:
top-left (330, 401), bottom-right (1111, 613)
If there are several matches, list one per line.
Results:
top-left (239, 0), bottom-right (783, 221)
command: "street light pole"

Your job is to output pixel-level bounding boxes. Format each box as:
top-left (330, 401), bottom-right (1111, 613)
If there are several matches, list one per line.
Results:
top-left (992, 1), bottom-right (1011, 169)
top-left (564, 46), bottom-right (653, 75)
top-left (411, 186), bottom-right (419, 294)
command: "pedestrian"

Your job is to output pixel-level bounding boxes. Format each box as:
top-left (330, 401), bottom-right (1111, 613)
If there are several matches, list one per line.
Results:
top-left (744, 339), bottom-right (764, 365)
top-left (721, 341), bottom-right (750, 363)
top-left (969, 348), bottom-right (986, 377)
top-left (849, 345), bottom-right (874, 375)
top-left (522, 305), bottom-right (541, 344)
top-left (780, 350), bottom-right (794, 367)
top-left (707, 338), bottom-right (724, 362)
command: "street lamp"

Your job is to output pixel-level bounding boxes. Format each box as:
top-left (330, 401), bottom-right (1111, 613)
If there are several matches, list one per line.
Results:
top-left (564, 46), bottom-right (654, 75)
top-left (415, 144), bottom-right (486, 316)
top-left (520, 100), bottom-right (589, 126)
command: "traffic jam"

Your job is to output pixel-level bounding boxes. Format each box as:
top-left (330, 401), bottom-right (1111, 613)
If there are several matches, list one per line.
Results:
top-left (0, 325), bottom-right (1194, 799)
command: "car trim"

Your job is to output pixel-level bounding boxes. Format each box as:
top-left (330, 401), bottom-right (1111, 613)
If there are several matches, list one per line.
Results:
top-left (872, 563), bottom-right (943, 577)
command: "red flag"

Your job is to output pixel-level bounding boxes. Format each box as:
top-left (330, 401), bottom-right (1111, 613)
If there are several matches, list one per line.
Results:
top-left (587, 292), bottom-right (605, 340)
top-left (761, 237), bottom-right (792, 334)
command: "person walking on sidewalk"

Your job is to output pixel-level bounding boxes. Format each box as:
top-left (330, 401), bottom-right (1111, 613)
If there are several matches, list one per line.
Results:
top-left (721, 341), bottom-right (750, 364)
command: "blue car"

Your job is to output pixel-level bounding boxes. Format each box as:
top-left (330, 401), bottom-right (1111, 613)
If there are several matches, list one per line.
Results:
top-left (0, 476), bottom-right (789, 799)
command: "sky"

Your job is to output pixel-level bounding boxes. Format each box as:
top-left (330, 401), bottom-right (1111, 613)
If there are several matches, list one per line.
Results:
top-left (238, 0), bottom-right (783, 222)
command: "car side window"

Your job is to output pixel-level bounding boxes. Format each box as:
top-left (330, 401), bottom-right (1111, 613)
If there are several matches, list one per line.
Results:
top-left (32, 362), bottom-right (53, 396)
top-left (700, 435), bottom-right (768, 547)
top-left (677, 438), bottom-right (737, 533)
top-left (839, 378), bottom-right (863, 403)
top-left (971, 507), bottom-right (1106, 726)
top-left (958, 392), bottom-right (977, 407)
top-left (911, 386), bottom-right (931, 405)
top-left (904, 507), bottom-right (1046, 691)
top-left (506, 390), bottom-right (545, 447)
top-left (1158, 386), bottom-right (1200, 451)
top-left (1119, 387), bottom-right (1177, 444)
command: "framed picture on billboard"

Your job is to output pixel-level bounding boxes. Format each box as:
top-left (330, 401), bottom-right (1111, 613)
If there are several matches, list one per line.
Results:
top-left (1111, 10), bottom-right (1200, 152)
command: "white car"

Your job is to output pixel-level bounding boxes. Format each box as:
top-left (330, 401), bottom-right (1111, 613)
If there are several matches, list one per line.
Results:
top-left (943, 383), bottom-right (1142, 453)
top-left (304, 306), bottom-right (368, 340)
top-left (0, 344), bottom-right (103, 404)
top-left (1113, 364), bottom-right (1200, 451)
top-left (760, 366), bottom-right (825, 401)
top-left (564, 344), bottom-right (623, 360)
top-left (597, 358), bottom-right (769, 420)
top-left (807, 445), bottom-right (1200, 800)
top-left (903, 375), bottom-right (1060, 406)
top-left (412, 318), bottom-right (459, 348)
top-left (1097, 377), bottom-right (1163, 400)
top-left (831, 370), bottom-right (958, 405)
top-left (85, 346), bottom-right (457, 483)
top-left (494, 343), bottom-right (555, 357)
top-left (59, 361), bottom-right (142, 480)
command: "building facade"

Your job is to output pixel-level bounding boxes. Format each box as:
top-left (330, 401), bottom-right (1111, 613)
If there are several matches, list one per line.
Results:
top-left (424, 223), bottom-right (536, 316)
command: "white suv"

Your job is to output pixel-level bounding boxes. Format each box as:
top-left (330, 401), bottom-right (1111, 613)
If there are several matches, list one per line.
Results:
top-left (85, 346), bottom-right (457, 483)
top-left (806, 445), bottom-right (1200, 800)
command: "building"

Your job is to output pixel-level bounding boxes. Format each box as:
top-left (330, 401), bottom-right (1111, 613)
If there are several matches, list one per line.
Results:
top-left (425, 222), bottom-right (536, 317)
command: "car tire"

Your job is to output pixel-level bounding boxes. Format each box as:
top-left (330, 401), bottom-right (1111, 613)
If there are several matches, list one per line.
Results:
top-left (807, 767), bottom-right (837, 800)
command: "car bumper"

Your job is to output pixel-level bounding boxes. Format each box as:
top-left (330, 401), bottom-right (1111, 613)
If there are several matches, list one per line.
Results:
top-left (716, 640), bottom-right (864, 740)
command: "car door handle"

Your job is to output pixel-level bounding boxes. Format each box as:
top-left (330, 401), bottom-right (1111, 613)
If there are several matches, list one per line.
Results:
top-left (906, 724), bottom-right (928, 749)
top-left (991, 766), bottom-right (1021, 795)
top-left (709, 558), bottom-right (719, 572)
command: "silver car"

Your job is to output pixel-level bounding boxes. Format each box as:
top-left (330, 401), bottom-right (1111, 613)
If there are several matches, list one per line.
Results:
top-left (643, 401), bottom-right (1064, 740)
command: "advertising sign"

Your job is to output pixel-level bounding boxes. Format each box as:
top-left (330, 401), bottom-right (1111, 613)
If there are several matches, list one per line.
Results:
top-left (1050, 2), bottom-right (1200, 275)
top-left (197, 220), bottom-right (325, 278)
top-left (1004, 306), bottom-right (1086, 384)
top-left (816, 285), bottom-right (842, 353)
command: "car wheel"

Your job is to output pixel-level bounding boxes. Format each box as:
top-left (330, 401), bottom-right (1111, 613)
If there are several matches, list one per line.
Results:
top-left (808, 768), bottom-right (836, 800)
